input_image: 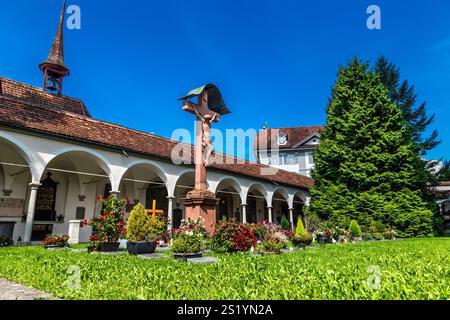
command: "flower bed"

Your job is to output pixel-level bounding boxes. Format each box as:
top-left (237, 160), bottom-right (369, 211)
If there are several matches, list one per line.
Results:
top-left (172, 217), bottom-right (208, 260)
top-left (211, 219), bottom-right (256, 252)
top-left (41, 234), bottom-right (69, 248)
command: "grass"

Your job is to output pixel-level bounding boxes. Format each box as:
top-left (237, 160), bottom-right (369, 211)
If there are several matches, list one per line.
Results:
top-left (0, 238), bottom-right (449, 300)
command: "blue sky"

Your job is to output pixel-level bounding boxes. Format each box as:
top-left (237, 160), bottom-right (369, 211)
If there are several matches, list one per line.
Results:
top-left (1, 0), bottom-right (449, 162)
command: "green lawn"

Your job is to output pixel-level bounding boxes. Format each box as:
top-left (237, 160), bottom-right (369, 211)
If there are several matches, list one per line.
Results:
top-left (0, 238), bottom-right (449, 300)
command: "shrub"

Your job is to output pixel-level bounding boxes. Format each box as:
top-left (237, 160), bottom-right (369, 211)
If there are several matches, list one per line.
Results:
top-left (256, 240), bottom-right (285, 254)
top-left (295, 217), bottom-right (306, 238)
top-left (172, 235), bottom-right (204, 253)
top-left (82, 195), bottom-right (128, 243)
top-left (0, 236), bottom-right (13, 247)
top-left (373, 232), bottom-right (385, 241)
top-left (349, 220), bottom-right (362, 237)
top-left (41, 234), bottom-right (69, 246)
top-left (127, 203), bottom-right (166, 243)
top-left (172, 217), bottom-right (208, 254)
top-left (280, 215), bottom-right (290, 231)
top-left (212, 219), bottom-right (256, 252)
top-left (384, 229), bottom-right (397, 240)
top-left (362, 232), bottom-right (374, 241)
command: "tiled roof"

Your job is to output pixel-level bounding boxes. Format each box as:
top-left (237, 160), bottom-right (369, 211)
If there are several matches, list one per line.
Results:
top-left (0, 77), bottom-right (89, 116)
top-left (254, 126), bottom-right (323, 151)
top-left (0, 78), bottom-right (313, 190)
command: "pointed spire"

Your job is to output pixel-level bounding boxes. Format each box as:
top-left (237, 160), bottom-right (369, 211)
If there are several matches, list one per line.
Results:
top-left (39, 0), bottom-right (69, 95)
top-left (42, 0), bottom-right (68, 72)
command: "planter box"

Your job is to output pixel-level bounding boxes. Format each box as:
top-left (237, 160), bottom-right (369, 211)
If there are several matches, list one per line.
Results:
top-left (99, 242), bottom-right (120, 252)
top-left (292, 238), bottom-right (312, 247)
top-left (127, 241), bottom-right (157, 255)
top-left (173, 252), bottom-right (203, 262)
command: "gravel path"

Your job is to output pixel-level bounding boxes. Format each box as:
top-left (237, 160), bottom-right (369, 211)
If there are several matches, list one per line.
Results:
top-left (0, 278), bottom-right (57, 300)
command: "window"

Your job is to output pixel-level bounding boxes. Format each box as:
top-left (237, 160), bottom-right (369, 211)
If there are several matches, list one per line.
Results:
top-left (307, 152), bottom-right (313, 164)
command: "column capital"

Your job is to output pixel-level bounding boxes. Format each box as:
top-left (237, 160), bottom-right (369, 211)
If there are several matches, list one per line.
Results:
top-left (109, 190), bottom-right (120, 197)
top-left (288, 207), bottom-right (294, 211)
top-left (29, 183), bottom-right (41, 190)
top-left (267, 206), bottom-right (273, 209)
top-left (241, 203), bottom-right (248, 207)
top-left (167, 196), bottom-right (176, 200)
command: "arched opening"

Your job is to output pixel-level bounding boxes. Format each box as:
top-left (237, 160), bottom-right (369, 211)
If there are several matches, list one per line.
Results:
top-left (0, 137), bottom-right (33, 243)
top-left (292, 193), bottom-right (306, 228)
top-left (215, 178), bottom-right (242, 222)
top-left (272, 188), bottom-right (289, 225)
top-left (36, 150), bottom-right (112, 242)
top-left (118, 163), bottom-right (169, 221)
top-left (246, 184), bottom-right (268, 224)
top-left (173, 171), bottom-right (195, 229)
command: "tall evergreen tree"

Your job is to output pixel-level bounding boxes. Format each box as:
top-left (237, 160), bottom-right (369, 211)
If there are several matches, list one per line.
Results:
top-left (374, 56), bottom-right (445, 234)
top-left (374, 56), bottom-right (440, 155)
top-left (309, 59), bottom-right (433, 237)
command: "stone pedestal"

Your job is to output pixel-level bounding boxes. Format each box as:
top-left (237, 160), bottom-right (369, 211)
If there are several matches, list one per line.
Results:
top-left (181, 189), bottom-right (219, 233)
top-left (68, 220), bottom-right (82, 245)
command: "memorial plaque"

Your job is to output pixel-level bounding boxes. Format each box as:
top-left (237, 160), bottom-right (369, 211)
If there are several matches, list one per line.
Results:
top-left (76, 207), bottom-right (85, 220)
top-left (0, 198), bottom-right (25, 218)
top-left (35, 172), bottom-right (58, 221)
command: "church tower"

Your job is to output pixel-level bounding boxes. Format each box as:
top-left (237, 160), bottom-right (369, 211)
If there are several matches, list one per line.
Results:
top-left (39, 0), bottom-right (69, 95)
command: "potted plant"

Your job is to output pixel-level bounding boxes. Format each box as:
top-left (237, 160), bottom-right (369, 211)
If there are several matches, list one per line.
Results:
top-left (83, 195), bottom-right (128, 252)
top-left (292, 217), bottom-right (313, 247)
top-left (41, 234), bottom-right (69, 248)
top-left (348, 220), bottom-right (362, 242)
top-left (172, 217), bottom-right (209, 261)
top-left (126, 203), bottom-right (166, 255)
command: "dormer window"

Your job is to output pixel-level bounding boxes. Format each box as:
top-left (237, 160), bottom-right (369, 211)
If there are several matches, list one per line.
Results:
top-left (277, 133), bottom-right (288, 146)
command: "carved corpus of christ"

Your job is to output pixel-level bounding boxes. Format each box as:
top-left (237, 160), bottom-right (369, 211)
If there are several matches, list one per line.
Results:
top-left (179, 84), bottom-right (231, 190)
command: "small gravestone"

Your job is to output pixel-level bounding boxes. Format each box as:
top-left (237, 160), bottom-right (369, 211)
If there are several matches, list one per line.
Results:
top-left (187, 256), bottom-right (218, 264)
top-left (281, 248), bottom-right (303, 253)
top-left (91, 251), bottom-right (127, 255)
top-left (137, 253), bottom-right (168, 260)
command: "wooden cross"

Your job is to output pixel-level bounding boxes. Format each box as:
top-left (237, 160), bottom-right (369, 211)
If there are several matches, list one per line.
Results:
top-left (146, 200), bottom-right (164, 218)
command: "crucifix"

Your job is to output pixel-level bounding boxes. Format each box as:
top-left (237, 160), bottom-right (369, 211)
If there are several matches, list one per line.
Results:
top-left (178, 84), bottom-right (231, 232)
top-left (146, 200), bottom-right (164, 218)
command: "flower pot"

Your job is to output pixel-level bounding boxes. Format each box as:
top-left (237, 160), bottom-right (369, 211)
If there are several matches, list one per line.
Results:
top-left (317, 235), bottom-right (330, 245)
top-left (173, 252), bottom-right (203, 262)
top-left (99, 242), bottom-right (120, 252)
top-left (292, 238), bottom-right (312, 247)
top-left (127, 241), bottom-right (157, 255)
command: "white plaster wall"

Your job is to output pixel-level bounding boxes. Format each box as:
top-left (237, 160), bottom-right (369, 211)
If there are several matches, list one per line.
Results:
top-left (0, 128), bottom-right (310, 241)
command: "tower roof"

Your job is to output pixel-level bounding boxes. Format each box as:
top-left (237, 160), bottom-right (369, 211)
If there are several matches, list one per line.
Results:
top-left (39, 0), bottom-right (69, 74)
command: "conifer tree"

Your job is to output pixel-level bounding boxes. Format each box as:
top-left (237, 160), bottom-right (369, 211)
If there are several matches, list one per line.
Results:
top-left (374, 56), bottom-right (445, 234)
top-left (309, 58), bottom-right (433, 237)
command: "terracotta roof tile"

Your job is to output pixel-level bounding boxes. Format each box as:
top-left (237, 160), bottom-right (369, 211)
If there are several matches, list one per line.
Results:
top-left (254, 126), bottom-right (323, 151)
top-left (0, 79), bottom-right (313, 190)
top-left (0, 77), bottom-right (89, 116)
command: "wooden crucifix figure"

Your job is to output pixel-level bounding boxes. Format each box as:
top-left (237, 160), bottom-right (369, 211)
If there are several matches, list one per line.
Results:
top-left (182, 90), bottom-right (220, 190)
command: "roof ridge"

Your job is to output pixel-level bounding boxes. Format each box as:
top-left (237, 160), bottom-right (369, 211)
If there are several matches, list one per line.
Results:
top-left (0, 76), bottom-right (82, 104)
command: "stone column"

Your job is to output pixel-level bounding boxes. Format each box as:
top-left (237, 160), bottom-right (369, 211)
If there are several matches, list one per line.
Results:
top-left (289, 208), bottom-right (294, 231)
top-left (110, 190), bottom-right (120, 198)
top-left (23, 183), bottom-right (41, 244)
top-left (241, 204), bottom-right (247, 224)
top-left (267, 206), bottom-right (273, 223)
top-left (167, 196), bottom-right (175, 233)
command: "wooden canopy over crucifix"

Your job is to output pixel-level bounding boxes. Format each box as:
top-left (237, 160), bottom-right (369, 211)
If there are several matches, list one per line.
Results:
top-left (179, 84), bottom-right (231, 191)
